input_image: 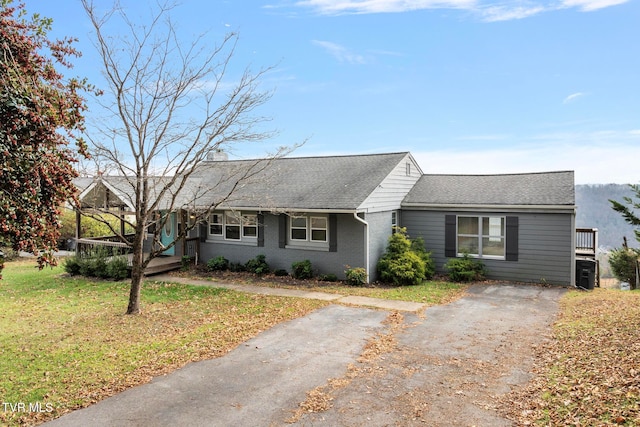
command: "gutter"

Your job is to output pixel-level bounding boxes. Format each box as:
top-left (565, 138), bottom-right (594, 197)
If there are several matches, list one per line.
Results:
top-left (209, 206), bottom-right (358, 214)
top-left (352, 212), bottom-right (370, 283)
top-left (400, 203), bottom-right (576, 214)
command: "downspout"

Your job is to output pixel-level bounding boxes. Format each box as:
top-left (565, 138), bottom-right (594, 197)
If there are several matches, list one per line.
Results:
top-left (571, 209), bottom-right (576, 287)
top-left (353, 212), bottom-right (370, 283)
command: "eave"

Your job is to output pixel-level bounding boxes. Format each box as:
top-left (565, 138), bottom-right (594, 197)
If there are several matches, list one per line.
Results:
top-left (401, 203), bottom-right (577, 214)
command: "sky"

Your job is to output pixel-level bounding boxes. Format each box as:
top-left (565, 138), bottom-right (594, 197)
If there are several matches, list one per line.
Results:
top-left (31, 0), bottom-right (640, 184)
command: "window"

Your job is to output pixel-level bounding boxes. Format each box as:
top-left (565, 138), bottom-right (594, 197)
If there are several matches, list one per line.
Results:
top-left (310, 217), bottom-right (327, 241)
top-left (289, 215), bottom-right (328, 243)
top-left (391, 211), bottom-right (398, 233)
top-left (242, 214), bottom-right (257, 237)
top-left (406, 162), bottom-right (411, 176)
top-left (290, 216), bottom-right (307, 240)
top-left (208, 211), bottom-right (257, 243)
top-left (163, 213), bottom-right (173, 237)
top-left (457, 216), bottom-right (505, 258)
top-left (209, 213), bottom-right (223, 235)
top-left (225, 212), bottom-right (241, 240)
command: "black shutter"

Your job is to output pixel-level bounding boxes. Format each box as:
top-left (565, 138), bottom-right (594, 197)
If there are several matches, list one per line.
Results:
top-left (445, 215), bottom-right (457, 257)
top-left (329, 214), bottom-right (337, 252)
top-left (278, 214), bottom-right (287, 248)
top-left (505, 216), bottom-right (519, 261)
top-left (257, 214), bottom-right (265, 247)
top-left (199, 222), bottom-right (208, 243)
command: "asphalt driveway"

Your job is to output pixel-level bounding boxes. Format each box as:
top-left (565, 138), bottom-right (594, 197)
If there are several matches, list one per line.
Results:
top-left (44, 283), bottom-right (566, 426)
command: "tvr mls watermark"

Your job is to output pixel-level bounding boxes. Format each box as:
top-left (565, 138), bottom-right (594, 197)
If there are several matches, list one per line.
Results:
top-left (2, 402), bottom-right (54, 413)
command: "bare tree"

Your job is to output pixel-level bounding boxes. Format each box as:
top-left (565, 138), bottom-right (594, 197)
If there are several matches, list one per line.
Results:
top-left (80, 1), bottom-right (294, 314)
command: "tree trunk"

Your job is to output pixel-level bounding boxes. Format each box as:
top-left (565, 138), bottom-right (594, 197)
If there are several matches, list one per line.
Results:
top-left (127, 263), bottom-right (143, 314)
top-left (126, 229), bottom-right (146, 314)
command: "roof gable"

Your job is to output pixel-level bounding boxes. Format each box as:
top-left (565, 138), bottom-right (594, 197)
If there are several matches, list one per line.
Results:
top-left (193, 152), bottom-right (411, 211)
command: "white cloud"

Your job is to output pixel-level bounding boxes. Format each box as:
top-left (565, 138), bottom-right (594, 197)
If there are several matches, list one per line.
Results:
top-left (312, 40), bottom-right (367, 64)
top-left (295, 0), bottom-right (476, 15)
top-left (563, 92), bottom-right (586, 104)
top-left (291, 0), bottom-right (629, 19)
top-left (561, 0), bottom-right (629, 11)
top-left (479, 4), bottom-right (546, 21)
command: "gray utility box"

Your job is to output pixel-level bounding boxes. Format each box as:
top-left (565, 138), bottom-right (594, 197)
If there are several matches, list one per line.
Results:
top-left (576, 258), bottom-right (596, 290)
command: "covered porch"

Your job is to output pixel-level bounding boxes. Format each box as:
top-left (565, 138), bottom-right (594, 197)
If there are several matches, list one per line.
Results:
top-left (73, 176), bottom-right (199, 276)
top-left (75, 236), bottom-right (200, 276)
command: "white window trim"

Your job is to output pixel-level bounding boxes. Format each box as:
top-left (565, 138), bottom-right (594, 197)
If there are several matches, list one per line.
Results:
top-left (207, 211), bottom-right (257, 245)
top-left (286, 214), bottom-right (329, 251)
top-left (457, 215), bottom-right (505, 260)
top-left (310, 216), bottom-right (328, 243)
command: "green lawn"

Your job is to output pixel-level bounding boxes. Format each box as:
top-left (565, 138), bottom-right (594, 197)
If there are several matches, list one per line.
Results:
top-left (0, 260), bottom-right (328, 426)
top-left (183, 270), bottom-right (467, 306)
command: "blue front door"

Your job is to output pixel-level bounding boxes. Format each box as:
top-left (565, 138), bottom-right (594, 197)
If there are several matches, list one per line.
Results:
top-left (160, 212), bottom-right (176, 255)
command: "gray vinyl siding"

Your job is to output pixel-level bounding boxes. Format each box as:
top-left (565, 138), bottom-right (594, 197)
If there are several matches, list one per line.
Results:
top-left (402, 210), bottom-right (574, 285)
top-left (359, 154), bottom-right (422, 213)
top-left (363, 210), bottom-right (395, 281)
top-left (199, 213), bottom-right (366, 280)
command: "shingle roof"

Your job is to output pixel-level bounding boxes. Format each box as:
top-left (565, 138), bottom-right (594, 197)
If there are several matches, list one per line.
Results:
top-left (191, 152), bottom-right (410, 210)
top-left (403, 171), bottom-right (575, 207)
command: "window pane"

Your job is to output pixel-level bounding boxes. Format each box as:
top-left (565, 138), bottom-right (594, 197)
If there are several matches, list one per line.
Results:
top-left (225, 225), bottom-right (240, 240)
top-left (482, 237), bottom-right (505, 256)
top-left (291, 228), bottom-right (307, 240)
top-left (311, 217), bottom-right (326, 228)
top-left (242, 215), bottom-right (257, 226)
top-left (483, 217), bottom-right (504, 237)
top-left (226, 212), bottom-right (240, 225)
top-left (458, 217), bottom-right (478, 234)
top-left (243, 226), bottom-right (257, 237)
top-left (291, 217), bottom-right (306, 228)
top-left (209, 224), bottom-right (222, 235)
top-left (311, 230), bottom-right (327, 241)
top-left (458, 236), bottom-right (479, 255)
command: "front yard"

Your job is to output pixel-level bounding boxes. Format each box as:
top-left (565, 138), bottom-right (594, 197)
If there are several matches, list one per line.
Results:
top-left (500, 288), bottom-right (640, 425)
top-left (0, 259), bottom-right (464, 426)
top-left (0, 260), bottom-right (329, 426)
top-left (1, 259), bottom-right (639, 426)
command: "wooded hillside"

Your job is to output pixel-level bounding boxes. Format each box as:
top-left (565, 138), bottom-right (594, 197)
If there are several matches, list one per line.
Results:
top-left (576, 184), bottom-right (638, 249)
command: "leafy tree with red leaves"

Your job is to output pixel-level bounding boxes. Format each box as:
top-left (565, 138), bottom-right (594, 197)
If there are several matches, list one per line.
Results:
top-left (0, 0), bottom-right (92, 278)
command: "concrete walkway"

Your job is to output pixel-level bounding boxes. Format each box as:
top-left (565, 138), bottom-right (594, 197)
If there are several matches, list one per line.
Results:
top-left (150, 274), bottom-right (428, 313)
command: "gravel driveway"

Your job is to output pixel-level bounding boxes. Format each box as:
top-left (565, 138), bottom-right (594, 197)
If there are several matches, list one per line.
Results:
top-left (45, 283), bottom-right (566, 427)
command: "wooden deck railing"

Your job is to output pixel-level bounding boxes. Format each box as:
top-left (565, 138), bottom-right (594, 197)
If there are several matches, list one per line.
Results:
top-left (576, 228), bottom-right (597, 257)
top-left (75, 235), bottom-right (134, 258)
top-left (76, 234), bottom-right (200, 265)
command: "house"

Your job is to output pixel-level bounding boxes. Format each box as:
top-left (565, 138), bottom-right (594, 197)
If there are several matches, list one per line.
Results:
top-left (74, 151), bottom-right (579, 285)
top-left (401, 172), bottom-right (576, 285)
top-left (189, 152), bottom-right (424, 282)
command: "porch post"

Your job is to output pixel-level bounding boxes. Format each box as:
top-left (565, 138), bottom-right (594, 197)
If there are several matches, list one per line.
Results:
top-left (120, 206), bottom-right (126, 237)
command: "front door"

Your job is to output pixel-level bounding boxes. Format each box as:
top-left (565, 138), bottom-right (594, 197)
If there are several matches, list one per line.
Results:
top-left (161, 212), bottom-right (176, 255)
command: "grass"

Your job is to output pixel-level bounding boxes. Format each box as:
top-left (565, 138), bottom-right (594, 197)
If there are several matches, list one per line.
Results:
top-left (10, 257), bottom-right (637, 426)
top-left (0, 260), bottom-right (328, 426)
top-left (501, 288), bottom-right (640, 426)
top-left (181, 270), bottom-right (468, 306)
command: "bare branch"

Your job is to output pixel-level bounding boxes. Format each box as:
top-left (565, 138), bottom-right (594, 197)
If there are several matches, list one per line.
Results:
top-left (78, 0), bottom-right (298, 314)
